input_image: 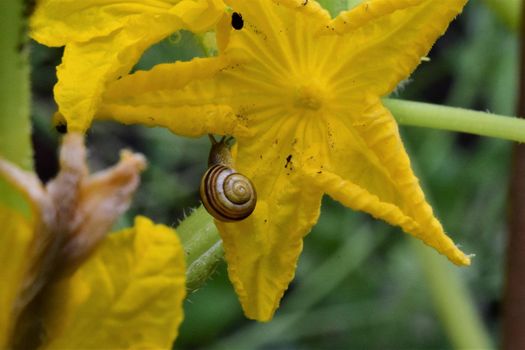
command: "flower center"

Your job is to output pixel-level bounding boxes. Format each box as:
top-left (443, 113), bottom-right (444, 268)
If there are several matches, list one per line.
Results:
top-left (294, 84), bottom-right (324, 111)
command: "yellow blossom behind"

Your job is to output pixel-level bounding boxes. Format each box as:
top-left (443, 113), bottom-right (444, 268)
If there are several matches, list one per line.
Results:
top-left (0, 206), bottom-right (186, 349)
top-left (41, 216), bottom-right (186, 349)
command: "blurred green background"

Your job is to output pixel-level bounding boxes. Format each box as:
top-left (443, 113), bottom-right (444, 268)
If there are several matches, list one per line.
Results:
top-left (29, 1), bottom-right (517, 349)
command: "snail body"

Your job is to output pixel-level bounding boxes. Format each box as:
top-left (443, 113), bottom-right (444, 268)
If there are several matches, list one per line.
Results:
top-left (200, 136), bottom-right (257, 222)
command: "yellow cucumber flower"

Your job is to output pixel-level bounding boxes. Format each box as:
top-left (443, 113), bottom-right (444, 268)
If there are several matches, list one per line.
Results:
top-left (0, 134), bottom-right (186, 348)
top-left (30, 0), bottom-right (226, 133)
top-left (96, 0), bottom-right (471, 321)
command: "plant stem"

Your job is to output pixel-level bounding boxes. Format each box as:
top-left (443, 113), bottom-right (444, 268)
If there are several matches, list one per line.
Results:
top-left (384, 98), bottom-right (525, 143)
top-left (0, 0), bottom-right (32, 216)
top-left (411, 241), bottom-right (493, 349)
top-left (503, 0), bottom-right (525, 348)
top-left (176, 206), bottom-right (224, 291)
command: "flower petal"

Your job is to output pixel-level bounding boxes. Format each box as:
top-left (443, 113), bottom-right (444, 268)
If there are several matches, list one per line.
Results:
top-left (62, 150), bottom-right (147, 270)
top-left (0, 204), bottom-right (32, 347)
top-left (216, 116), bottom-right (323, 321)
top-left (173, 0), bottom-right (226, 32)
top-left (33, 0), bottom-right (226, 132)
top-left (54, 14), bottom-right (183, 132)
top-left (271, 0), bottom-right (331, 21)
top-left (303, 101), bottom-right (470, 266)
top-left (98, 57), bottom-right (251, 138)
top-left (30, 0), bottom-right (224, 46)
top-left (30, 0), bottom-right (172, 46)
top-left (42, 216), bottom-right (186, 349)
top-left (324, 0), bottom-right (468, 97)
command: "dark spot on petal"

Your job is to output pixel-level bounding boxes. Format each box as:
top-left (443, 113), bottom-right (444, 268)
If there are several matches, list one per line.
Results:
top-left (302, 0), bottom-right (308, 5)
top-left (285, 154), bottom-right (292, 168)
top-left (55, 121), bottom-right (67, 134)
top-left (232, 12), bottom-right (244, 30)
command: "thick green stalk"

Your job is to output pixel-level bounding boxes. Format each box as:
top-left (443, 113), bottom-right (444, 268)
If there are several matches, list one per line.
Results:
top-left (176, 206), bottom-right (224, 291)
top-left (384, 99), bottom-right (525, 143)
top-left (0, 0), bottom-right (33, 215)
top-left (411, 241), bottom-right (493, 349)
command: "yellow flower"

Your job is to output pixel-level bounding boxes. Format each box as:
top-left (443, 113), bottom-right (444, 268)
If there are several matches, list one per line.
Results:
top-left (95, 0), bottom-right (471, 321)
top-left (0, 134), bottom-right (186, 348)
top-left (30, 0), bottom-right (226, 133)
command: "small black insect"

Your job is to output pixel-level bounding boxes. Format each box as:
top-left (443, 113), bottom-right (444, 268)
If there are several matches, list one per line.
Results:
top-left (55, 121), bottom-right (68, 134)
top-left (231, 12), bottom-right (244, 30)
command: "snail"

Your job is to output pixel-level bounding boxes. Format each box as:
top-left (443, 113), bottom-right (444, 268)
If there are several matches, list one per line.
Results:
top-left (200, 135), bottom-right (257, 221)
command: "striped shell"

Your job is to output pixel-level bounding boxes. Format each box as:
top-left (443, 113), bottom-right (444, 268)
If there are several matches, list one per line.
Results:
top-left (200, 164), bottom-right (257, 222)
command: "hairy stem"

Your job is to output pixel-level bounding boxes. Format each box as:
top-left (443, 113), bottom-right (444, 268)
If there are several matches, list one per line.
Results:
top-left (176, 206), bottom-right (224, 292)
top-left (503, 0), bottom-right (525, 348)
top-left (384, 99), bottom-right (525, 143)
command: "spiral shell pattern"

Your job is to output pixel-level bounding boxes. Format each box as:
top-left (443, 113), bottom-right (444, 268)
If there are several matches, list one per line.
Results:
top-left (200, 164), bottom-right (257, 222)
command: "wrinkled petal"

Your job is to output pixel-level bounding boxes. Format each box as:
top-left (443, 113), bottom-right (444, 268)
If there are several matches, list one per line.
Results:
top-left (174, 0), bottom-right (226, 32)
top-left (98, 57), bottom-right (250, 138)
top-left (62, 150), bottom-right (147, 269)
top-left (302, 101), bottom-right (469, 265)
top-left (54, 15), bottom-right (182, 132)
top-left (30, 0), bottom-right (177, 46)
top-left (323, 0), bottom-right (468, 97)
top-left (217, 124), bottom-right (323, 320)
top-left (272, 0), bottom-right (331, 21)
top-left (42, 216), bottom-right (186, 349)
top-left (30, 0), bottom-right (224, 46)
top-left (0, 205), bottom-right (32, 347)
top-left (31, 0), bottom-right (226, 132)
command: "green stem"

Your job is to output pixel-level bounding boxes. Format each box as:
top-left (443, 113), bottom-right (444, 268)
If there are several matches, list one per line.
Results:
top-left (411, 241), bottom-right (493, 349)
top-left (0, 0), bottom-right (32, 216)
top-left (384, 98), bottom-right (525, 143)
top-left (176, 206), bottom-right (224, 291)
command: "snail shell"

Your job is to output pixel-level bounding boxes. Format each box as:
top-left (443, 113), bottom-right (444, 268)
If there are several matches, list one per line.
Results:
top-left (200, 164), bottom-right (257, 222)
